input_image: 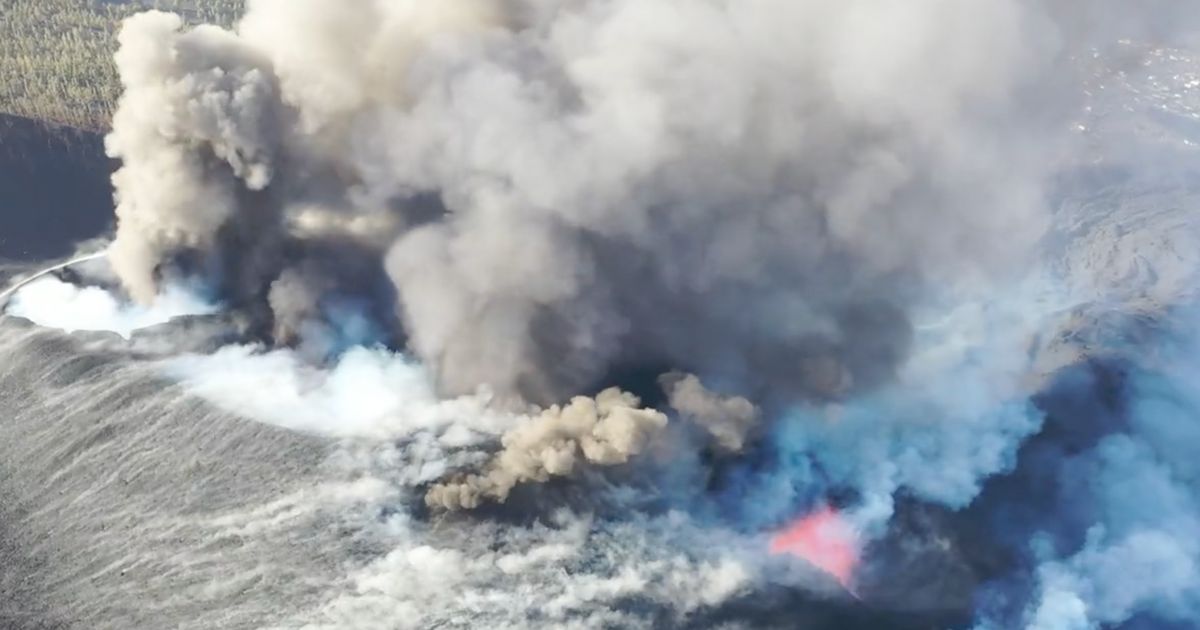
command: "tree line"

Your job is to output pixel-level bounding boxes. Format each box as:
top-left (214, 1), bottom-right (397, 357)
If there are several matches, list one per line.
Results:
top-left (0, 0), bottom-right (243, 131)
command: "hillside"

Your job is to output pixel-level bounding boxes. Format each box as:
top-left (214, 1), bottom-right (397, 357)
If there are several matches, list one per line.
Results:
top-left (0, 0), bottom-right (243, 132)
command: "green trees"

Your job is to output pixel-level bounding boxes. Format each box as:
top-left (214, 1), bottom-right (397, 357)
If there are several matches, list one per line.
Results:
top-left (0, 0), bottom-right (243, 131)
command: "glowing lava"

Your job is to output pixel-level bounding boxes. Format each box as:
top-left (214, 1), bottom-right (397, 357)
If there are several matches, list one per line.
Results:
top-left (769, 505), bottom-right (860, 591)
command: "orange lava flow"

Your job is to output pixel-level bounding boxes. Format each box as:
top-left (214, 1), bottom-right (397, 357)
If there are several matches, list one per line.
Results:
top-left (769, 505), bottom-right (859, 590)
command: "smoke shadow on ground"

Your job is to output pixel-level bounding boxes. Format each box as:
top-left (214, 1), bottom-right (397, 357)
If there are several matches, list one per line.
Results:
top-left (0, 115), bottom-right (114, 262)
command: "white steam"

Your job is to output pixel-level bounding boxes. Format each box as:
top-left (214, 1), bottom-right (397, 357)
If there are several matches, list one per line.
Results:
top-left (158, 344), bottom-right (515, 441)
top-left (6, 276), bottom-right (213, 338)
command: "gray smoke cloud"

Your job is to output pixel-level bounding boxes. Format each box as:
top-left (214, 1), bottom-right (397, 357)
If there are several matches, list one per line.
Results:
top-left (105, 0), bottom-right (1064, 408)
top-left (267, 267), bottom-right (327, 346)
top-left (106, 11), bottom-right (283, 304)
top-left (662, 372), bottom-right (759, 453)
top-left (426, 387), bottom-right (667, 509)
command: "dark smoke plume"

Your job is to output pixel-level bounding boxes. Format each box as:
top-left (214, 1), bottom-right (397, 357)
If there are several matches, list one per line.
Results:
top-left (106, 1), bottom-right (1059, 406)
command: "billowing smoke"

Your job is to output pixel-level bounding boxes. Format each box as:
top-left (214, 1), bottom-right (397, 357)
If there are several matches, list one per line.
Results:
top-left (427, 387), bottom-right (667, 509)
top-left (663, 371), bottom-right (760, 453)
top-left (105, 11), bottom-right (283, 304)
top-left (104, 0), bottom-right (1060, 408)
top-left (6, 0), bottom-right (1200, 627)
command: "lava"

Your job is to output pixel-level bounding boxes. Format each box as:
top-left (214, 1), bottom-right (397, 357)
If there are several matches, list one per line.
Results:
top-left (769, 505), bottom-right (860, 591)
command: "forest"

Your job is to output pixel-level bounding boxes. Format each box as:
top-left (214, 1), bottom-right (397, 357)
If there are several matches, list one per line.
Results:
top-left (0, 0), bottom-right (243, 131)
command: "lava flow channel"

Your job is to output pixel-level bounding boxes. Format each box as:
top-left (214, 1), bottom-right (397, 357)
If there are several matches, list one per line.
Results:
top-left (769, 505), bottom-right (860, 593)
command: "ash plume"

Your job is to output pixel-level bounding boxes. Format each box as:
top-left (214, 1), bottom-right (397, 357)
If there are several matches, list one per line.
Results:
top-left (662, 372), bottom-right (760, 453)
top-left (426, 387), bottom-right (667, 509)
top-left (105, 0), bottom-right (1061, 407)
top-left (106, 11), bottom-right (283, 305)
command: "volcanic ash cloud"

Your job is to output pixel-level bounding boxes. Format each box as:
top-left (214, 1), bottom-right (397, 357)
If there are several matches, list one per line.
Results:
top-left (426, 388), bottom-right (667, 510)
top-left (104, 0), bottom-right (1063, 409)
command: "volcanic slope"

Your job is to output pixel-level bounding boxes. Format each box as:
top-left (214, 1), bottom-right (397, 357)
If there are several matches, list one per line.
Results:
top-left (0, 317), bottom-right (352, 630)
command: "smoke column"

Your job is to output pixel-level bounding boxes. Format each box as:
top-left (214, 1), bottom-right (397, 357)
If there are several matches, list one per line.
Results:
top-left (104, 0), bottom-right (1062, 406)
